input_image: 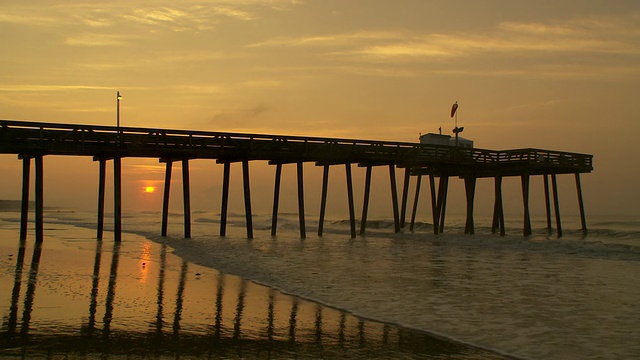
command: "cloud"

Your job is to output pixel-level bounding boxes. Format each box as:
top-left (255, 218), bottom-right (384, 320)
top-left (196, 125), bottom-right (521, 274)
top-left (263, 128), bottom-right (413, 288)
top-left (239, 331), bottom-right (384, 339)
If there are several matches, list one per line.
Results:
top-left (252, 13), bottom-right (640, 59)
top-left (65, 33), bottom-right (131, 46)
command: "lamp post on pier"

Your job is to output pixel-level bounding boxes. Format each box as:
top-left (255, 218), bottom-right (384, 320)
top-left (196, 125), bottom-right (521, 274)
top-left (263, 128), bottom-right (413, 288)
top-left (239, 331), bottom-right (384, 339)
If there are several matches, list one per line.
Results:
top-left (116, 91), bottom-right (122, 128)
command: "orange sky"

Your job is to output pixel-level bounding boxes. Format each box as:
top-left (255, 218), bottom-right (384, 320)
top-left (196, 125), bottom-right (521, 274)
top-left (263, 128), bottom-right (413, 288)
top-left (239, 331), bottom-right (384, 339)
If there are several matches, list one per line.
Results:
top-left (1, 1), bottom-right (639, 219)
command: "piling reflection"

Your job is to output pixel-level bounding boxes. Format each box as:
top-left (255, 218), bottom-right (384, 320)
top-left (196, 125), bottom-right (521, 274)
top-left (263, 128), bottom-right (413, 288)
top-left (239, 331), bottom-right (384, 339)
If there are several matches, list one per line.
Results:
top-left (6, 239), bottom-right (26, 338)
top-left (20, 241), bottom-right (42, 338)
top-left (1, 237), bottom-right (511, 359)
top-left (83, 239), bottom-right (103, 335)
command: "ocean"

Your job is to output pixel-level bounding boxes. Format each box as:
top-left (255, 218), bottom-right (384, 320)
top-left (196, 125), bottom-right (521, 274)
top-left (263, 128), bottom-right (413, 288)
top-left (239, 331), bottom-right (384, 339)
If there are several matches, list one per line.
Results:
top-left (1, 205), bottom-right (639, 359)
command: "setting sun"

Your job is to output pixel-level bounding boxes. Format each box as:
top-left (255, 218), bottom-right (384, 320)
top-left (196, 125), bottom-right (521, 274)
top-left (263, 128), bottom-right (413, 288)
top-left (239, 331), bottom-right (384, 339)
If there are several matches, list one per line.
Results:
top-left (144, 186), bottom-right (155, 193)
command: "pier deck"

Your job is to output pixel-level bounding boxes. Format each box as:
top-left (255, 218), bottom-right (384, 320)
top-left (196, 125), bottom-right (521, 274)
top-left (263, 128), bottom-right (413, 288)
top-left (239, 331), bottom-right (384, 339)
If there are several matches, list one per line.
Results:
top-left (0, 120), bottom-right (593, 241)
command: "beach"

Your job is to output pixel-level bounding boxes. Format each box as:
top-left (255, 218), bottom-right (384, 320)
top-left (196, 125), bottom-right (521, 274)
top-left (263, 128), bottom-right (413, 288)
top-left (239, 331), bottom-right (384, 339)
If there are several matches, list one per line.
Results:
top-left (0, 210), bottom-right (516, 359)
top-left (1, 207), bottom-right (639, 359)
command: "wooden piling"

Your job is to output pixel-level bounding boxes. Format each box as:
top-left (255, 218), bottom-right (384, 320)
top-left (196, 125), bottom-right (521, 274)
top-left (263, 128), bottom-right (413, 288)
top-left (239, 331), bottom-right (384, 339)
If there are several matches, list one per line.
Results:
top-left (345, 163), bottom-right (356, 238)
top-left (543, 174), bottom-right (552, 233)
top-left (161, 161), bottom-right (172, 237)
top-left (114, 157), bottom-right (122, 242)
top-left (389, 165), bottom-right (400, 233)
top-left (436, 175), bottom-right (449, 234)
top-left (521, 173), bottom-right (532, 236)
top-left (97, 159), bottom-right (106, 239)
top-left (219, 161), bottom-right (230, 237)
top-left (575, 173), bottom-right (588, 236)
top-left (318, 165), bottom-right (329, 237)
top-left (409, 175), bottom-right (422, 232)
top-left (400, 168), bottom-right (410, 228)
top-left (181, 159), bottom-right (191, 239)
top-left (360, 166), bottom-right (372, 235)
top-left (35, 156), bottom-right (44, 243)
top-left (429, 173), bottom-right (437, 235)
top-left (491, 175), bottom-right (505, 236)
top-left (464, 176), bottom-right (476, 235)
top-left (551, 173), bottom-right (562, 238)
top-left (242, 160), bottom-right (253, 239)
top-left (271, 163), bottom-right (282, 236)
top-left (296, 162), bottom-right (306, 239)
top-left (20, 157), bottom-right (31, 241)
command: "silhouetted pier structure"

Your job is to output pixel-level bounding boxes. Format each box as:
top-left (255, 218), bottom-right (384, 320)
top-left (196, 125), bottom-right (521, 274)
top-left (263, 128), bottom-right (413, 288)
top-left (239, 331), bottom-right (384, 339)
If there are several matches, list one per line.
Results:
top-left (0, 120), bottom-right (593, 241)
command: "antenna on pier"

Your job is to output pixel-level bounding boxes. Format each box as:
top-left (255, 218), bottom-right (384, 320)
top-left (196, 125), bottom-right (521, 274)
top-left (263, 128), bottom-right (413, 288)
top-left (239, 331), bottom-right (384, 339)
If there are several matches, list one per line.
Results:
top-left (451, 101), bottom-right (463, 147)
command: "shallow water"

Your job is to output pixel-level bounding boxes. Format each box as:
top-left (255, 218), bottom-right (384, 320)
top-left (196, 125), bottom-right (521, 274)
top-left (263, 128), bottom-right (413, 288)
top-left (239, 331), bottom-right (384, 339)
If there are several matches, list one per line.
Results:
top-left (0, 215), bottom-right (510, 359)
top-left (1, 210), bottom-right (640, 359)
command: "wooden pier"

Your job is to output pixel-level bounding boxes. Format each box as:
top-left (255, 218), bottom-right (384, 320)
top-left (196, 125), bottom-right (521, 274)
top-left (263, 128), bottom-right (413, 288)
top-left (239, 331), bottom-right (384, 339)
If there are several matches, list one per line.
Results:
top-left (0, 120), bottom-right (593, 241)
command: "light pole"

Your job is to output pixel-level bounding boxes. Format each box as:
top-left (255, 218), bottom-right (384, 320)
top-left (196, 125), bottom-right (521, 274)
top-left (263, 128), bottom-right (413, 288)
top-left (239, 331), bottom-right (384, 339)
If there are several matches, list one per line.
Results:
top-left (116, 91), bottom-right (122, 128)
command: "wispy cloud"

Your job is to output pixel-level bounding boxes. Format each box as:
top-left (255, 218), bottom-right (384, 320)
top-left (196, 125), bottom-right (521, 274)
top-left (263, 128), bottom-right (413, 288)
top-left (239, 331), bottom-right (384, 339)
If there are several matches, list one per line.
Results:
top-left (252, 13), bottom-right (640, 59)
top-left (65, 33), bottom-right (132, 46)
top-left (0, 84), bottom-right (114, 92)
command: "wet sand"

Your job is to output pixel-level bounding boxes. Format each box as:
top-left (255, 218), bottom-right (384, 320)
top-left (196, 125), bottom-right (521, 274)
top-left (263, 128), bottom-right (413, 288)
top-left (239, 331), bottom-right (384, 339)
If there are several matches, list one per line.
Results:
top-left (0, 220), bottom-right (513, 359)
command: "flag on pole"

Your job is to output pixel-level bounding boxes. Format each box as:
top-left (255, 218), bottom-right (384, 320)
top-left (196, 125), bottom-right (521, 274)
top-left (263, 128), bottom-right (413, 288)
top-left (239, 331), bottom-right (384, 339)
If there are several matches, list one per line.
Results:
top-left (450, 101), bottom-right (458, 118)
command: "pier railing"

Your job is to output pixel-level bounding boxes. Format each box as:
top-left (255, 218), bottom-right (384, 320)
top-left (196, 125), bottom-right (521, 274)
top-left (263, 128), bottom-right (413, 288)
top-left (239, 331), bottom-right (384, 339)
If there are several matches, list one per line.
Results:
top-left (0, 120), bottom-right (592, 174)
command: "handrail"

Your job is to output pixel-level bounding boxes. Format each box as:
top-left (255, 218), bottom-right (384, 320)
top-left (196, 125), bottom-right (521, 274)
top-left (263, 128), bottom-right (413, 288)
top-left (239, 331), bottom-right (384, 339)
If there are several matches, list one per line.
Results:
top-left (0, 119), bottom-right (593, 171)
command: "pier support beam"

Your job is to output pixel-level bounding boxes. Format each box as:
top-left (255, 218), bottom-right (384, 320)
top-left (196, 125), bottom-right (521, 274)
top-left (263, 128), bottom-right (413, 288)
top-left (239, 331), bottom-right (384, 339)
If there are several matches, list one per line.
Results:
top-left (575, 173), bottom-right (588, 236)
top-left (521, 173), bottom-right (532, 236)
top-left (491, 175), bottom-right (505, 236)
top-left (464, 176), bottom-right (476, 235)
top-left (543, 174), bottom-right (552, 234)
top-left (243, 160), bottom-right (253, 239)
top-left (429, 173), bottom-right (437, 235)
top-left (182, 159), bottom-right (191, 239)
top-left (97, 159), bottom-right (106, 240)
top-left (551, 173), bottom-right (562, 238)
top-left (161, 161), bottom-right (172, 237)
top-left (318, 165), bottom-right (329, 237)
top-left (435, 175), bottom-right (449, 234)
top-left (360, 166), bottom-right (372, 235)
top-left (114, 157), bottom-right (122, 242)
top-left (389, 165), bottom-right (400, 233)
top-left (296, 162), bottom-right (305, 239)
top-left (220, 162), bottom-right (230, 237)
top-left (400, 168), bottom-right (411, 229)
top-left (409, 175), bottom-right (422, 232)
top-left (345, 163), bottom-right (356, 239)
top-left (35, 156), bottom-right (44, 243)
top-left (271, 163), bottom-right (283, 236)
top-left (20, 157), bottom-right (31, 241)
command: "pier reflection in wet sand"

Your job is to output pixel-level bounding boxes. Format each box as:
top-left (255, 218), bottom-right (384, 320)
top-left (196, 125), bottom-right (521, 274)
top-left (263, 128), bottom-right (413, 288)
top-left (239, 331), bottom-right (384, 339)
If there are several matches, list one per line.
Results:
top-left (0, 233), bottom-right (511, 359)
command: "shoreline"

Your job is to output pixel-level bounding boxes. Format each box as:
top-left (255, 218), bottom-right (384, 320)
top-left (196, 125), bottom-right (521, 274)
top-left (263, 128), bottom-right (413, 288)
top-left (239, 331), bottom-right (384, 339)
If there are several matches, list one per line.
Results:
top-left (0, 212), bottom-right (516, 359)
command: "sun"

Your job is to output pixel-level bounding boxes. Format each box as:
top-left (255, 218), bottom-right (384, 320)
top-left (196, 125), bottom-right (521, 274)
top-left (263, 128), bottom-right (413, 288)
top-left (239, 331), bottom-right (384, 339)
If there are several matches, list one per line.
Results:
top-left (144, 186), bottom-right (155, 194)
